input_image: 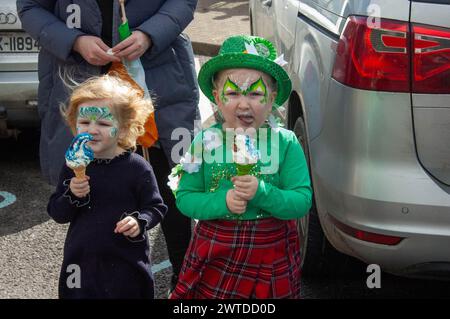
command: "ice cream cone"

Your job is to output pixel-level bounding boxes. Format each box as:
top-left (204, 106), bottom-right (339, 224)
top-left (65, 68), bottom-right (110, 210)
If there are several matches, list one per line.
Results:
top-left (233, 134), bottom-right (259, 176)
top-left (65, 133), bottom-right (93, 180)
top-left (236, 163), bottom-right (254, 176)
top-left (72, 166), bottom-right (86, 179)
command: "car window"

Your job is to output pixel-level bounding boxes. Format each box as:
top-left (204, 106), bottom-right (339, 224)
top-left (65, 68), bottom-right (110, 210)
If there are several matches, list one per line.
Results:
top-left (314, 0), bottom-right (348, 13)
top-left (412, 0), bottom-right (450, 4)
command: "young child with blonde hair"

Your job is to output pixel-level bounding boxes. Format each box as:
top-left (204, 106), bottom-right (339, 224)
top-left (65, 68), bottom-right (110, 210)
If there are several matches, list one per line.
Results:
top-left (48, 75), bottom-right (167, 299)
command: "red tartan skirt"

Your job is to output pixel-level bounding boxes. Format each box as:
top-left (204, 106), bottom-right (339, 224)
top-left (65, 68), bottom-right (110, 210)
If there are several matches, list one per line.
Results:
top-left (170, 217), bottom-right (301, 299)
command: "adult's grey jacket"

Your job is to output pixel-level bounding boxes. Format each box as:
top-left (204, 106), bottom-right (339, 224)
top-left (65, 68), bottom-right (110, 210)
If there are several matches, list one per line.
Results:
top-left (17, 0), bottom-right (200, 185)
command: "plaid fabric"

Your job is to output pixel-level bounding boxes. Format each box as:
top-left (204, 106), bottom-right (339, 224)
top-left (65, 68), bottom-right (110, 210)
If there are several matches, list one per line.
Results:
top-left (170, 217), bottom-right (301, 299)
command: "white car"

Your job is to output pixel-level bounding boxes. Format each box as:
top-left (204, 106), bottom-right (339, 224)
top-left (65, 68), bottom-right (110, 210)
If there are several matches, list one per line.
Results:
top-left (0, 0), bottom-right (39, 136)
top-left (250, 0), bottom-right (450, 279)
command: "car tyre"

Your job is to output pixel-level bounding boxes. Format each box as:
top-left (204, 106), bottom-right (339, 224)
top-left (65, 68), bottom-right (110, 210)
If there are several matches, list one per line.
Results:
top-left (293, 117), bottom-right (364, 278)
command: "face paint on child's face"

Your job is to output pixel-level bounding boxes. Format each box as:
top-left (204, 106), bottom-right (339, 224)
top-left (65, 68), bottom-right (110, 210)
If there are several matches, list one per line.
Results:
top-left (212, 69), bottom-right (276, 130)
top-left (75, 100), bottom-right (123, 159)
top-left (77, 106), bottom-right (119, 137)
top-left (247, 77), bottom-right (268, 104)
top-left (239, 77), bottom-right (251, 92)
top-left (220, 78), bottom-right (240, 104)
top-left (221, 77), bottom-right (268, 104)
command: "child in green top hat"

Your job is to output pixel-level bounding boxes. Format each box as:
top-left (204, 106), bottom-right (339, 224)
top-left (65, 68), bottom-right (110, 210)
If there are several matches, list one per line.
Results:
top-left (169, 35), bottom-right (312, 299)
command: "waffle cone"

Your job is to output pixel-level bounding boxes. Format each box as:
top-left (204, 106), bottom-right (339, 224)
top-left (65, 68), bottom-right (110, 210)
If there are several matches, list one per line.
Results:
top-left (72, 166), bottom-right (86, 179)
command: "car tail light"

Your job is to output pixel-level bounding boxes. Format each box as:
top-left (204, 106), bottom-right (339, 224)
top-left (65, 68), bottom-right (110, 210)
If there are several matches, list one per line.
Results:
top-left (412, 24), bottom-right (450, 94)
top-left (329, 214), bottom-right (405, 246)
top-left (332, 16), bottom-right (410, 92)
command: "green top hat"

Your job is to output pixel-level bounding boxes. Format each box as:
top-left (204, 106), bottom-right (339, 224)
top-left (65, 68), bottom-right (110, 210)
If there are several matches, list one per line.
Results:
top-left (198, 35), bottom-right (292, 107)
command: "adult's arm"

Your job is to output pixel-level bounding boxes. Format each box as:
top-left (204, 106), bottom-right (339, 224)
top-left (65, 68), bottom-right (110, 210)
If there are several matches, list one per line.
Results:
top-left (17, 0), bottom-right (84, 61)
top-left (136, 0), bottom-right (197, 57)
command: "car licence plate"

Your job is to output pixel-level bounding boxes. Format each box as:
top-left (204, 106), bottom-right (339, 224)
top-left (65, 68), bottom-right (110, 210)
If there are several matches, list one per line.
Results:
top-left (0, 32), bottom-right (39, 53)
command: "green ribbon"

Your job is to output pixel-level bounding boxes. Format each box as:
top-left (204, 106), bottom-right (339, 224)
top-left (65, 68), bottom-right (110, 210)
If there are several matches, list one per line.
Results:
top-left (118, 21), bottom-right (132, 41)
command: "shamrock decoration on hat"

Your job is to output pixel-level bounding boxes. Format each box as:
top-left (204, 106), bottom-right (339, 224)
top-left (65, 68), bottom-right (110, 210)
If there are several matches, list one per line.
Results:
top-left (198, 35), bottom-right (292, 107)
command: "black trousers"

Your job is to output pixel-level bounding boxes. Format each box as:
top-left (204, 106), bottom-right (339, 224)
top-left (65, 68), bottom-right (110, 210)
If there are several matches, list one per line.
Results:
top-left (148, 146), bottom-right (191, 276)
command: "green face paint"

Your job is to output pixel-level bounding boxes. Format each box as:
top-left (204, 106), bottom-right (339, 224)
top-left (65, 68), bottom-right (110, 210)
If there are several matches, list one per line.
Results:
top-left (110, 127), bottom-right (118, 137)
top-left (78, 106), bottom-right (115, 122)
top-left (78, 106), bottom-right (119, 137)
top-left (221, 78), bottom-right (240, 104)
top-left (220, 77), bottom-right (269, 104)
top-left (247, 77), bottom-right (268, 104)
top-left (220, 90), bottom-right (228, 104)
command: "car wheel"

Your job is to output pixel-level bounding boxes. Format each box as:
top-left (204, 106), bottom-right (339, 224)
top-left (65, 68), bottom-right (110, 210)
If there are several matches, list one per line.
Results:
top-left (293, 117), bottom-right (310, 269)
top-left (293, 117), bottom-right (364, 277)
top-left (293, 117), bottom-right (326, 276)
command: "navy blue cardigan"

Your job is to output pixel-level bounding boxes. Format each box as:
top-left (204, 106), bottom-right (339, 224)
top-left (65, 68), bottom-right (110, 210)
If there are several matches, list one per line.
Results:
top-left (48, 152), bottom-right (167, 299)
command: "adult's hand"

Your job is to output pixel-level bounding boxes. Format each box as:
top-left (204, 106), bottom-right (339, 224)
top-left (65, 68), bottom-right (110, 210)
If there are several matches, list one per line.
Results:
top-left (73, 35), bottom-right (120, 65)
top-left (112, 30), bottom-right (152, 61)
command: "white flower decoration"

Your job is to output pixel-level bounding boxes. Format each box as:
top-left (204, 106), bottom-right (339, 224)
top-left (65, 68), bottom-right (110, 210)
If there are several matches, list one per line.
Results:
top-left (274, 54), bottom-right (288, 67)
top-left (244, 42), bottom-right (259, 56)
top-left (244, 42), bottom-right (288, 67)
top-left (167, 174), bottom-right (180, 191)
top-left (180, 152), bottom-right (202, 174)
top-left (203, 129), bottom-right (223, 152)
top-left (268, 114), bottom-right (280, 131)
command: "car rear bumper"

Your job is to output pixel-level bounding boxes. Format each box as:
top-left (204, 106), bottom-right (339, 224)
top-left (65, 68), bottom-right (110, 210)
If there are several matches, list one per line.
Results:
top-left (324, 214), bottom-right (450, 279)
top-left (312, 80), bottom-right (450, 278)
top-left (318, 181), bottom-right (450, 278)
top-left (0, 71), bottom-right (39, 127)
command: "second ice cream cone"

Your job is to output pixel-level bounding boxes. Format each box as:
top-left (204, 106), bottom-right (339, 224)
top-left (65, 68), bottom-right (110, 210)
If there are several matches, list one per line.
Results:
top-left (236, 163), bottom-right (254, 176)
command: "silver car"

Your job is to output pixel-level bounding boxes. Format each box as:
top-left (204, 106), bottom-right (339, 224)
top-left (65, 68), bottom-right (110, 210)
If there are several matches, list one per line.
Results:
top-left (0, 0), bottom-right (39, 136)
top-left (250, 0), bottom-right (450, 279)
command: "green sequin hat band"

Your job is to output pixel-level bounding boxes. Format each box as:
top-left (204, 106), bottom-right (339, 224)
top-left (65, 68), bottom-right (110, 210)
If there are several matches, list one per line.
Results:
top-left (198, 35), bottom-right (292, 107)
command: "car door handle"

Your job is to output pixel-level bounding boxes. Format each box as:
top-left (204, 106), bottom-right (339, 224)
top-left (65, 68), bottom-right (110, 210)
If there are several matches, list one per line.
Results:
top-left (262, 0), bottom-right (272, 8)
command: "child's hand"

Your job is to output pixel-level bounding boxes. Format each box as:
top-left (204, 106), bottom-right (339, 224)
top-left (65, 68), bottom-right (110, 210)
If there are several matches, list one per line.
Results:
top-left (226, 189), bottom-right (247, 214)
top-left (69, 176), bottom-right (90, 198)
top-left (232, 175), bottom-right (259, 201)
top-left (114, 216), bottom-right (141, 238)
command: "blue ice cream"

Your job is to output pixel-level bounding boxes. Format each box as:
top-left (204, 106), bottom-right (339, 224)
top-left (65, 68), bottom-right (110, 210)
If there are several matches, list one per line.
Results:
top-left (65, 133), bottom-right (94, 169)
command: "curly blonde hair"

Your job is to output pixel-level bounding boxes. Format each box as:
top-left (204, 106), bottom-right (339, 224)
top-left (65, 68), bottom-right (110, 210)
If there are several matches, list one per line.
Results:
top-left (62, 75), bottom-right (153, 151)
